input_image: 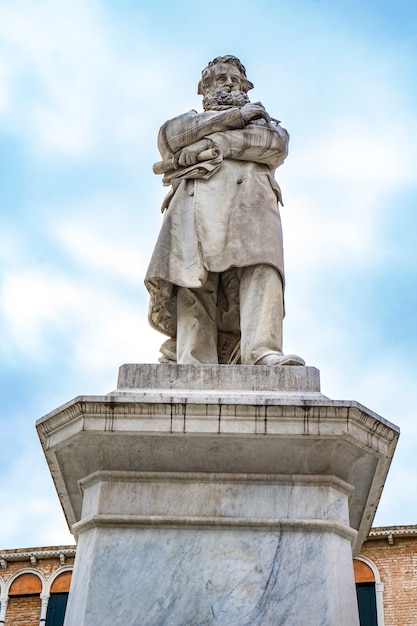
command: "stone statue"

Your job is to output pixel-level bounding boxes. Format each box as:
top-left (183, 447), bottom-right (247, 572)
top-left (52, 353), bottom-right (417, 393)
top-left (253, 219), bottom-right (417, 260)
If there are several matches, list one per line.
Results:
top-left (145, 55), bottom-right (304, 366)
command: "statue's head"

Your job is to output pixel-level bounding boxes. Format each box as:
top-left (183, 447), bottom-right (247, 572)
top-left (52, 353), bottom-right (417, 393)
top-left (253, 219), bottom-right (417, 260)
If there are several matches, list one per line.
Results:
top-left (198, 55), bottom-right (254, 110)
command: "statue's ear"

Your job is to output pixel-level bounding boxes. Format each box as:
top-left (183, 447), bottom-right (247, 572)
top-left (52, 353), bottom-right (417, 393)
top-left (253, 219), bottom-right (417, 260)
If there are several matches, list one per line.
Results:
top-left (242, 78), bottom-right (254, 92)
top-left (197, 79), bottom-right (203, 95)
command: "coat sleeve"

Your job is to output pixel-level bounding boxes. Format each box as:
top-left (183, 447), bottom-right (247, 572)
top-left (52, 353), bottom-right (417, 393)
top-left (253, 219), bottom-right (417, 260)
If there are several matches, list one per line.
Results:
top-left (207, 123), bottom-right (289, 169)
top-left (157, 109), bottom-right (245, 158)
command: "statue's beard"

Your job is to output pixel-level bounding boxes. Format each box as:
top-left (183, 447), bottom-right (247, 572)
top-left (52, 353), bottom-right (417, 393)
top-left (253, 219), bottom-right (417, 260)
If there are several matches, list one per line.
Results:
top-left (202, 89), bottom-right (250, 110)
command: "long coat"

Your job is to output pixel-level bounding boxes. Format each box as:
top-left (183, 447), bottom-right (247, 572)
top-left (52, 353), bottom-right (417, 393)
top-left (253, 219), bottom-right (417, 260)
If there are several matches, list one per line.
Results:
top-left (145, 107), bottom-right (289, 340)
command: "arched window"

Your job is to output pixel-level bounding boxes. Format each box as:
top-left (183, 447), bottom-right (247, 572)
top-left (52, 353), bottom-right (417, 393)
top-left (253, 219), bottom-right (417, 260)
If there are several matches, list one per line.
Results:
top-left (9, 572), bottom-right (42, 595)
top-left (8, 572), bottom-right (43, 624)
top-left (354, 558), bottom-right (384, 626)
top-left (50, 571), bottom-right (72, 593)
top-left (45, 570), bottom-right (72, 626)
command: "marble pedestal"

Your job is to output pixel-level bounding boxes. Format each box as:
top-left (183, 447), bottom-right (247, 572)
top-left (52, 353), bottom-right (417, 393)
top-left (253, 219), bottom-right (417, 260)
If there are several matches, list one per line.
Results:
top-left (37, 364), bottom-right (399, 626)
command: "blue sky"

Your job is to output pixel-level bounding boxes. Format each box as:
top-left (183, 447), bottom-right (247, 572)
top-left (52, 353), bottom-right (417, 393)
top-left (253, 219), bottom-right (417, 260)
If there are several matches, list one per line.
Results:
top-left (1, 0), bottom-right (416, 549)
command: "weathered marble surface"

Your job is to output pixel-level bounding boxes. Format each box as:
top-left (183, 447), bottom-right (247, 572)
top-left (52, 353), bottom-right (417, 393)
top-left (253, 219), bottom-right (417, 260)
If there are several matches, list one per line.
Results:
top-left (36, 364), bottom-right (399, 625)
top-left (66, 526), bottom-right (357, 626)
top-left (64, 469), bottom-right (358, 625)
top-left (77, 471), bottom-right (352, 523)
top-left (117, 362), bottom-right (321, 393)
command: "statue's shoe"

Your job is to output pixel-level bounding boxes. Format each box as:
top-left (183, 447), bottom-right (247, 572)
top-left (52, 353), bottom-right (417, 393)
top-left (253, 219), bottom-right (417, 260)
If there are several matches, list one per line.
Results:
top-left (255, 353), bottom-right (305, 366)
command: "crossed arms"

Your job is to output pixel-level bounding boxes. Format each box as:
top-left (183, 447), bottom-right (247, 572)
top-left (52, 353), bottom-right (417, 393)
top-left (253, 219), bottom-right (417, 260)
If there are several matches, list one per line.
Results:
top-left (157, 104), bottom-right (289, 172)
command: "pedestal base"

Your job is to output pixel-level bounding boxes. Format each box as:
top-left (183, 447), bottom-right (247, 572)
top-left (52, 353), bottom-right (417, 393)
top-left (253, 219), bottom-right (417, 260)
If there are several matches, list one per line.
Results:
top-left (69, 470), bottom-right (357, 625)
top-left (37, 365), bottom-right (399, 626)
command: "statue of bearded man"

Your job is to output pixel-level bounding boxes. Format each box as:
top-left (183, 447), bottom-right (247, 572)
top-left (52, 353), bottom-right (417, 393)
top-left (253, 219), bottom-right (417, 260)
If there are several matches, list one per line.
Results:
top-left (145, 55), bottom-right (304, 367)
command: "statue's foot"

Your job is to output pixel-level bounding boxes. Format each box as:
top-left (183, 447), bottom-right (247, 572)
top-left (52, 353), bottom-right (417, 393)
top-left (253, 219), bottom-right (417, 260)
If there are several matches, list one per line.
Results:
top-left (255, 353), bottom-right (305, 366)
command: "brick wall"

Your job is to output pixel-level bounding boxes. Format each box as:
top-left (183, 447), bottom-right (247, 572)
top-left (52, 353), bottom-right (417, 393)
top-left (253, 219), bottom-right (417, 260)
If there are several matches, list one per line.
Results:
top-left (360, 528), bottom-right (417, 626)
top-left (5, 595), bottom-right (41, 626)
top-left (0, 546), bottom-right (75, 626)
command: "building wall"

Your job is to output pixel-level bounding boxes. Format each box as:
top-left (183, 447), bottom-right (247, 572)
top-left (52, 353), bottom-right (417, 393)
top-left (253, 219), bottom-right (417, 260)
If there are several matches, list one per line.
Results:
top-left (5, 595), bottom-right (41, 626)
top-left (359, 528), bottom-right (417, 626)
top-left (0, 546), bottom-right (75, 626)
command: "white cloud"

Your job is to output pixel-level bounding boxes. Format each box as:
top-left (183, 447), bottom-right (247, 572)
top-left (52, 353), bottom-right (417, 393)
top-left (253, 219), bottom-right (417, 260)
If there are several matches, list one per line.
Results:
top-left (0, 0), bottom-right (168, 157)
top-left (0, 226), bottom-right (26, 266)
top-left (1, 269), bottom-right (79, 356)
top-left (52, 218), bottom-right (148, 284)
top-left (279, 103), bottom-right (417, 274)
top-left (0, 265), bottom-right (161, 366)
top-left (0, 58), bottom-right (10, 114)
top-left (0, 443), bottom-right (74, 548)
top-left (301, 116), bottom-right (417, 187)
top-left (73, 308), bottom-right (161, 372)
top-left (374, 461), bottom-right (417, 527)
top-left (0, 0), bottom-right (103, 154)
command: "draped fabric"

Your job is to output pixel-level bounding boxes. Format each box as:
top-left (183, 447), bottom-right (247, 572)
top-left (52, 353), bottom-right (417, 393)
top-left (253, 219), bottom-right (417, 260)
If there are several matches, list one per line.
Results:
top-left (145, 107), bottom-right (289, 345)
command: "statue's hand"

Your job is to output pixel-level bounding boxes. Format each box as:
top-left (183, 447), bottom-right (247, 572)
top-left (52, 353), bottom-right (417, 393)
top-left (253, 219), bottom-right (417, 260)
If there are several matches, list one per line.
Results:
top-left (176, 139), bottom-right (211, 167)
top-left (241, 103), bottom-right (270, 125)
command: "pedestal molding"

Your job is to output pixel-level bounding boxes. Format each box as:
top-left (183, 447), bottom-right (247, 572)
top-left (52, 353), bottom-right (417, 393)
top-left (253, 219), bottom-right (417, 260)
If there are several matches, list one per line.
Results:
top-left (79, 469), bottom-right (355, 496)
top-left (72, 513), bottom-right (358, 544)
top-left (37, 397), bottom-right (398, 455)
top-left (36, 373), bottom-right (399, 554)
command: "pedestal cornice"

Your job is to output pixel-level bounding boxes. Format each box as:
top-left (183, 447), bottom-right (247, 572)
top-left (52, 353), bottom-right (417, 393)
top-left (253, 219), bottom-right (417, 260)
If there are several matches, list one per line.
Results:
top-left (36, 364), bottom-right (399, 556)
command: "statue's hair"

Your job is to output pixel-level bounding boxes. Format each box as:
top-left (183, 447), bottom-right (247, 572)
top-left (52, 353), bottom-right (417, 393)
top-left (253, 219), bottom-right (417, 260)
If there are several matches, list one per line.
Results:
top-left (197, 55), bottom-right (254, 95)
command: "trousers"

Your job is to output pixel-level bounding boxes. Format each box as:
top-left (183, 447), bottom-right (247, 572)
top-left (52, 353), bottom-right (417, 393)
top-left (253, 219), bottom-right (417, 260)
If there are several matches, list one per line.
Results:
top-left (176, 264), bottom-right (284, 365)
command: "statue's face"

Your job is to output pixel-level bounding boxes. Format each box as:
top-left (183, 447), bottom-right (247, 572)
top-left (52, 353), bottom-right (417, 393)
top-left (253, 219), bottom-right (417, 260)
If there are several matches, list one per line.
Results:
top-left (209, 63), bottom-right (243, 93)
top-left (201, 62), bottom-right (250, 110)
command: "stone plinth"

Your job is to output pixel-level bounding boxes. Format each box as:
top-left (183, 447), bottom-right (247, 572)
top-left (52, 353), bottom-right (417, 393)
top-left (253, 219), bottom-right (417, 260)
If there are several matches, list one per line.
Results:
top-left (36, 364), bottom-right (399, 626)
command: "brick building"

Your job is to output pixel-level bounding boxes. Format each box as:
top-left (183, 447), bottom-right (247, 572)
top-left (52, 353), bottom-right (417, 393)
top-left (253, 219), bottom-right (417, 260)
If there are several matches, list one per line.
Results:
top-left (356, 525), bottom-right (417, 625)
top-left (0, 526), bottom-right (416, 625)
top-left (0, 546), bottom-right (75, 626)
